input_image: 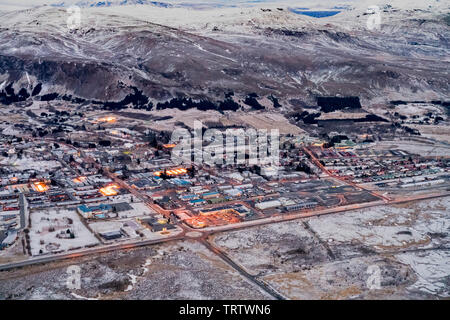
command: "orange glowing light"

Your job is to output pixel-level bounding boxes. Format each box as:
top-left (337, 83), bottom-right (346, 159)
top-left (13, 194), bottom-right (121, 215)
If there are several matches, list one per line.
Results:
top-left (162, 144), bottom-right (176, 149)
top-left (185, 217), bottom-right (207, 228)
top-left (33, 182), bottom-right (49, 193)
top-left (99, 183), bottom-right (120, 196)
top-left (94, 116), bottom-right (116, 124)
top-left (154, 168), bottom-right (187, 177)
top-left (73, 176), bottom-right (87, 183)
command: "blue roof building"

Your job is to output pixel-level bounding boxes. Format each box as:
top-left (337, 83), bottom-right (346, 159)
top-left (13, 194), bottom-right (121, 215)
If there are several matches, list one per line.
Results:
top-left (77, 203), bottom-right (112, 218)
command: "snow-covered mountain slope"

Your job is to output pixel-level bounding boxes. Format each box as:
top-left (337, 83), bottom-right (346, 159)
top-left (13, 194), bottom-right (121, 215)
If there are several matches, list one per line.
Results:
top-left (0, 1), bottom-right (448, 108)
top-left (52, 0), bottom-right (172, 8)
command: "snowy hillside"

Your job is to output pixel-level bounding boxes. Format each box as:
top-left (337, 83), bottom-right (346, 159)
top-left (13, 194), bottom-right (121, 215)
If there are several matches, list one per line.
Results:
top-left (51, 0), bottom-right (172, 8)
top-left (0, 0), bottom-right (448, 108)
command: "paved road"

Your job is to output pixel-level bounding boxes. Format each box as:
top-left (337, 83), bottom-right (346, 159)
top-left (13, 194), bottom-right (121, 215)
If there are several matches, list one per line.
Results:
top-left (2, 139), bottom-right (448, 275)
top-left (303, 147), bottom-right (391, 202)
top-left (200, 239), bottom-right (286, 300)
top-left (1, 191), bottom-right (447, 272)
top-left (201, 191), bottom-right (449, 234)
top-left (0, 234), bottom-right (184, 272)
top-left (18, 193), bottom-right (27, 230)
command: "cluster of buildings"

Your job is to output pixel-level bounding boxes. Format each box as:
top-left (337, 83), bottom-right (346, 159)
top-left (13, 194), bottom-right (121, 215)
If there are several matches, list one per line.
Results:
top-left (0, 106), bottom-right (448, 256)
top-left (0, 119), bottom-right (181, 253)
top-left (312, 145), bottom-right (449, 187)
top-left (255, 198), bottom-right (317, 212)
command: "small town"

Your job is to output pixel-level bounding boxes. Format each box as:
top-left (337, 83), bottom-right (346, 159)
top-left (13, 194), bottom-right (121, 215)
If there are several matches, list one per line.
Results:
top-left (1, 110), bottom-right (448, 261)
top-left (0, 0), bottom-right (448, 306)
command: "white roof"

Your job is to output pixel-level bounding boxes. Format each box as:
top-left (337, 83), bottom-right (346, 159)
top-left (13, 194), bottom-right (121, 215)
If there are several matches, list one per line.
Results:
top-left (2, 230), bottom-right (17, 245)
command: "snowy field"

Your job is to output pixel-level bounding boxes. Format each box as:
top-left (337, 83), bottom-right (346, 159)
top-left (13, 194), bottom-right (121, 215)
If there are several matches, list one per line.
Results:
top-left (306, 201), bottom-right (447, 254)
top-left (213, 196), bottom-right (450, 299)
top-left (374, 141), bottom-right (450, 157)
top-left (115, 202), bottom-right (155, 218)
top-left (0, 157), bottom-right (61, 171)
top-left (396, 250), bottom-right (449, 298)
top-left (29, 208), bottom-right (99, 256)
top-left (306, 196), bottom-right (449, 258)
top-left (0, 240), bottom-right (271, 300)
top-left (213, 220), bottom-right (328, 276)
top-left (409, 125), bottom-right (450, 144)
